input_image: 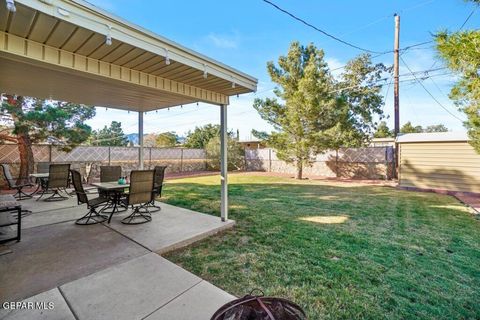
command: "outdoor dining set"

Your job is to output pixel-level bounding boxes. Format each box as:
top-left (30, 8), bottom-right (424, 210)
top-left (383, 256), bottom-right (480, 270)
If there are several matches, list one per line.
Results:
top-left (0, 163), bottom-right (167, 232)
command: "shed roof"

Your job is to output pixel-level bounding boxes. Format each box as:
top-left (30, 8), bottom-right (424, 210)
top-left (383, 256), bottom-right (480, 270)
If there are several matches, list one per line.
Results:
top-left (396, 132), bottom-right (469, 143)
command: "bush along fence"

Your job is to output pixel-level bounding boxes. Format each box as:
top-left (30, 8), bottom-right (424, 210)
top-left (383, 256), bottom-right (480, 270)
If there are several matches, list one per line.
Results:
top-left (245, 147), bottom-right (395, 180)
top-left (0, 144), bottom-right (206, 188)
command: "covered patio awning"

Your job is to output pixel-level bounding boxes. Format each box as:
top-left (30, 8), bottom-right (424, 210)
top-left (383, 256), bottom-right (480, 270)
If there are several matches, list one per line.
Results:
top-left (0, 0), bottom-right (258, 221)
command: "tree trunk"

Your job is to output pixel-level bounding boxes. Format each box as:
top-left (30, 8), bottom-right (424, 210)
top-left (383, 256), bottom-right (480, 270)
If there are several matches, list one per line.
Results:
top-left (296, 160), bottom-right (303, 180)
top-left (17, 133), bottom-right (34, 180)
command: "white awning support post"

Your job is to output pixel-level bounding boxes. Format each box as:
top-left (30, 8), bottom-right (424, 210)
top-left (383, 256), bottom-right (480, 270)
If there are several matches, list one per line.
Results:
top-left (220, 104), bottom-right (228, 222)
top-left (138, 111), bottom-right (144, 170)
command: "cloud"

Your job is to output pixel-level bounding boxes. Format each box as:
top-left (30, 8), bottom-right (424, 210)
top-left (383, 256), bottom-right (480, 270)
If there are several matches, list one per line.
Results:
top-left (325, 57), bottom-right (345, 78)
top-left (205, 33), bottom-right (239, 49)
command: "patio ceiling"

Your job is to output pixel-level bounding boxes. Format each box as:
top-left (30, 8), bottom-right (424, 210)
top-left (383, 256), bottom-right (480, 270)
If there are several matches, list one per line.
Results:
top-left (0, 0), bottom-right (258, 111)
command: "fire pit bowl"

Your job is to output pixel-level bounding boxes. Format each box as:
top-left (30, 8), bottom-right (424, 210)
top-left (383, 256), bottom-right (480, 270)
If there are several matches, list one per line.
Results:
top-left (211, 293), bottom-right (307, 320)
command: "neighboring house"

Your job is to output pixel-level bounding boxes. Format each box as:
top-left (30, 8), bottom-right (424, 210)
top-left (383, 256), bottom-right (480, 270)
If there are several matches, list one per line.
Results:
top-left (370, 137), bottom-right (395, 147)
top-left (397, 132), bottom-right (480, 194)
top-left (239, 139), bottom-right (265, 150)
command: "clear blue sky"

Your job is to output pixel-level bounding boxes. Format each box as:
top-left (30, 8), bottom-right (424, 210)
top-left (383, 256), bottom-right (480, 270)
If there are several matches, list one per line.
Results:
top-left (85, 0), bottom-right (479, 138)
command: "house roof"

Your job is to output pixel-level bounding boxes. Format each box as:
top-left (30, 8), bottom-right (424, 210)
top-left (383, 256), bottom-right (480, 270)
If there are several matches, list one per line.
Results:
top-left (396, 132), bottom-right (469, 143)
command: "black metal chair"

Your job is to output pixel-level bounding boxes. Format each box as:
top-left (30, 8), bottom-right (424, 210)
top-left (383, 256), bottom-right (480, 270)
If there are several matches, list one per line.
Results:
top-left (120, 170), bottom-right (155, 225)
top-left (1, 164), bottom-right (33, 200)
top-left (99, 166), bottom-right (126, 213)
top-left (146, 165), bottom-right (167, 212)
top-left (37, 164), bottom-right (71, 201)
top-left (70, 170), bottom-right (108, 225)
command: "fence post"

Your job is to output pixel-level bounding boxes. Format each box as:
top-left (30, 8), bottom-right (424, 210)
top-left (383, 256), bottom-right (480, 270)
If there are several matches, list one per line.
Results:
top-left (49, 145), bottom-right (52, 163)
top-left (335, 149), bottom-right (339, 178)
top-left (268, 148), bottom-right (272, 172)
top-left (108, 146), bottom-right (111, 165)
top-left (149, 147), bottom-right (152, 169)
top-left (180, 148), bottom-right (184, 172)
top-left (384, 147), bottom-right (388, 180)
top-left (244, 149), bottom-right (248, 171)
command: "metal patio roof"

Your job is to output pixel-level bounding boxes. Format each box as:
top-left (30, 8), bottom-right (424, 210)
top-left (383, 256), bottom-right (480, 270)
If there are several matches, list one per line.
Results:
top-left (0, 0), bottom-right (258, 111)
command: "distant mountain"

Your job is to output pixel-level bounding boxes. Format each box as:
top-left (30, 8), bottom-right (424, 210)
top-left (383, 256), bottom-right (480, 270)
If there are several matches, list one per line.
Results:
top-left (125, 133), bottom-right (186, 146)
top-left (125, 133), bottom-right (139, 145)
top-left (177, 136), bottom-right (186, 144)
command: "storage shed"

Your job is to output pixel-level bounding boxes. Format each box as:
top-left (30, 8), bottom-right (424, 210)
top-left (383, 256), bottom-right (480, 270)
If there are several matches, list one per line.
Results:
top-left (397, 132), bottom-right (480, 194)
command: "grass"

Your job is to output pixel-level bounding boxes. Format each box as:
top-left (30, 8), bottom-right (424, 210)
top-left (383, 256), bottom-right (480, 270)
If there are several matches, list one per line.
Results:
top-left (162, 173), bottom-right (480, 319)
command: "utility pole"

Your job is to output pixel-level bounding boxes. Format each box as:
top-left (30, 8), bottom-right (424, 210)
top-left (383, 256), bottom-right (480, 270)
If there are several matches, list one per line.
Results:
top-left (393, 13), bottom-right (400, 178)
top-left (394, 14), bottom-right (400, 137)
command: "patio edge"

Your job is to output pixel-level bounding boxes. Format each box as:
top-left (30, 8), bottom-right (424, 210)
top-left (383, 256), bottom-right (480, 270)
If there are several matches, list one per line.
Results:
top-left (156, 219), bottom-right (235, 255)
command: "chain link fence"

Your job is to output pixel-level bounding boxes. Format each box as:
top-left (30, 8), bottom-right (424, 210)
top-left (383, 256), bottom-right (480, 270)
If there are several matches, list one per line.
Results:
top-left (245, 147), bottom-right (395, 179)
top-left (0, 144), bottom-right (206, 187)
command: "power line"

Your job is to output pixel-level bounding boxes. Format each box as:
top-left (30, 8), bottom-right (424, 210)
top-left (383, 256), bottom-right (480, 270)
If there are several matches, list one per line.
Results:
top-left (251, 66), bottom-right (450, 97)
top-left (261, 0), bottom-right (441, 59)
top-left (261, 0), bottom-right (386, 54)
top-left (427, 6), bottom-right (477, 71)
top-left (459, 6), bottom-right (477, 30)
top-left (328, 41), bottom-right (436, 73)
top-left (339, 0), bottom-right (436, 37)
top-left (400, 56), bottom-right (464, 122)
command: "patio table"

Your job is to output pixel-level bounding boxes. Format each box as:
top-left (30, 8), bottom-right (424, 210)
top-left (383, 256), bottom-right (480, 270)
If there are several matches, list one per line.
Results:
top-left (91, 182), bottom-right (130, 223)
top-left (29, 173), bottom-right (49, 179)
top-left (29, 173), bottom-right (49, 195)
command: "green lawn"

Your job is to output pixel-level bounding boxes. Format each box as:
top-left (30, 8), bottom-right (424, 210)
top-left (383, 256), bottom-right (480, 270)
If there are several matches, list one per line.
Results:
top-left (162, 174), bottom-right (480, 319)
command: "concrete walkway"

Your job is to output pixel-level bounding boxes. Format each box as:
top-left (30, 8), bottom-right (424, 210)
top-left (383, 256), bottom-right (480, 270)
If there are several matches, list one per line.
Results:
top-left (1, 254), bottom-right (234, 320)
top-left (454, 193), bottom-right (480, 215)
top-left (0, 194), bottom-right (235, 319)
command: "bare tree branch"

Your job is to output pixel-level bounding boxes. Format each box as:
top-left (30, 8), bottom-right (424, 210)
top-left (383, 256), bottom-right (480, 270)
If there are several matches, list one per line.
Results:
top-left (0, 133), bottom-right (17, 143)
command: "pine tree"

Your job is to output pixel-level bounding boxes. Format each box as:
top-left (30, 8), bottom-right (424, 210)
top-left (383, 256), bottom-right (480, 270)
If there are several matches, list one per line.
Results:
top-left (254, 42), bottom-right (387, 179)
top-left (0, 96), bottom-right (95, 177)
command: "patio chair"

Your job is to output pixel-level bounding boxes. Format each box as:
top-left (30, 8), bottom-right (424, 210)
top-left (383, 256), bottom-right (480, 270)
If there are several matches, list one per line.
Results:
top-left (36, 164), bottom-right (71, 201)
top-left (70, 170), bottom-right (108, 225)
top-left (146, 165), bottom-right (167, 212)
top-left (1, 164), bottom-right (33, 200)
top-left (36, 162), bottom-right (50, 173)
top-left (100, 166), bottom-right (122, 182)
top-left (99, 165), bottom-right (126, 212)
top-left (99, 165), bottom-right (121, 196)
top-left (33, 161), bottom-right (51, 192)
top-left (120, 170), bottom-right (154, 225)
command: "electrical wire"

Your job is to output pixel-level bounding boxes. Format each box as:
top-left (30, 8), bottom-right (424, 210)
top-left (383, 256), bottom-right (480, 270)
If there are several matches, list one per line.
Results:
top-left (85, 69), bottom-right (455, 141)
top-left (427, 6), bottom-right (477, 71)
top-left (261, 0), bottom-right (386, 54)
top-left (261, 0), bottom-right (442, 59)
top-left (459, 6), bottom-right (477, 30)
top-left (248, 66), bottom-right (450, 97)
top-left (400, 56), bottom-right (464, 122)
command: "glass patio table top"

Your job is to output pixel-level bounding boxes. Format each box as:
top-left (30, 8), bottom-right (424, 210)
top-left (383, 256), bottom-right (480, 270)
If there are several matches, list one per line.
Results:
top-left (91, 182), bottom-right (130, 190)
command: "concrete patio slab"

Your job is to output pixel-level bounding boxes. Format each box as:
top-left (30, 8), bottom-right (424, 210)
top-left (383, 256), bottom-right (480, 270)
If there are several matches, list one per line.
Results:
top-left (0, 288), bottom-right (75, 320)
top-left (107, 202), bottom-right (235, 254)
top-left (145, 280), bottom-right (234, 320)
top-left (1, 196), bottom-right (238, 319)
top-left (20, 195), bottom-right (78, 213)
top-left (60, 253), bottom-right (202, 320)
top-left (0, 222), bottom-right (149, 302)
top-left (21, 205), bottom-right (85, 229)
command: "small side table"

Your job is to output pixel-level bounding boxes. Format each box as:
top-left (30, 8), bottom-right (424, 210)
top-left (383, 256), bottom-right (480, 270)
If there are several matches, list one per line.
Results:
top-left (0, 194), bottom-right (22, 243)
